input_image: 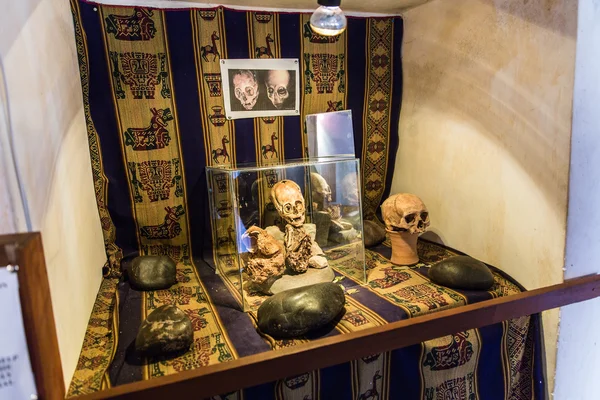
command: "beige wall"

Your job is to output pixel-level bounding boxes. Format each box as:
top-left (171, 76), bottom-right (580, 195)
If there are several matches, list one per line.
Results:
top-left (1, 0), bottom-right (107, 389)
top-left (394, 0), bottom-right (577, 393)
top-left (555, 0), bottom-right (600, 398)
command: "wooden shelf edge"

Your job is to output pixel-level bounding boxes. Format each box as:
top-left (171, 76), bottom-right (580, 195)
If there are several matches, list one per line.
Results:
top-left (75, 273), bottom-right (600, 400)
top-left (1, 232), bottom-right (65, 400)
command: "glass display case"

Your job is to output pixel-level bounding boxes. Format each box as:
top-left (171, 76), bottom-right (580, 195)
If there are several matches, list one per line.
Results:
top-left (206, 157), bottom-right (365, 310)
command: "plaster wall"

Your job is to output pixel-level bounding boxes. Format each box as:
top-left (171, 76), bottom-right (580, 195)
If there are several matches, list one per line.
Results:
top-left (0, 75), bottom-right (26, 234)
top-left (554, 0), bottom-right (600, 398)
top-left (394, 0), bottom-right (577, 393)
top-left (1, 0), bottom-right (107, 389)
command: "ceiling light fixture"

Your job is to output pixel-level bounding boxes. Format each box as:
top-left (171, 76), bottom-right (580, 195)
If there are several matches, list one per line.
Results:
top-left (309, 0), bottom-right (347, 37)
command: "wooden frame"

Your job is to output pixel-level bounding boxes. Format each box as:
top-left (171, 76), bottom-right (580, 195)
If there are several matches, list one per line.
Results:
top-left (76, 273), bottom-right (600, 400)
top-left (0, 232), bottom-right (65, 400)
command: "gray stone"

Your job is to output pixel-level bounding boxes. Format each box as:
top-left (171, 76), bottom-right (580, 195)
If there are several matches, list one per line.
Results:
top-left (135, 305), bottom-right (193, 356)
top-left (330, 219), bottom-right (353, 233)
top-left (311, 241), bottom-right (325, 257)
top-left (309, 255), bottom-right (328, 269)
top-left (303, 223), bottom-right (317, 241)
top-left (265, 225), bottom-right (285, 244)
top-left (313, 211), bottom-right (331, 247)
top-left (258, 282), bottom-right (346, 338)
top-left (330, 228), bottom-right (359, 244)
top-left (269, 266), bottom-right (335, 294)
top-left (363, 220), bottom-right (386, 247)
top-left (129, 255), bottom-right (177, 291)
top-left (428, 256), bottom-right (495, 291)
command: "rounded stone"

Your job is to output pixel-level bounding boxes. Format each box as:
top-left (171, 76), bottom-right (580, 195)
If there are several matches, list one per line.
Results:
top-left (269, 266), bottom-right (335, 294)
top-left (363, 220), bottom-right (386, 247)
top-left (135, 305), bottom-right (193, 357)
top-left (129, 255), bottom-right (177, 291)
top-left (257, 282), bottom-right (346, 338)
top-left (428, 256), bottom-right (495, 291)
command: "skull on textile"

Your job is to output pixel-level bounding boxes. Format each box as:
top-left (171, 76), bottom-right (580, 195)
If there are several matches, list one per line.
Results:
top-left (233, 70), bottom-right (259, 110)
top-left (270, 180), bottom-right (305, 227)
top-left (381, 193), bottom-right (430, 234)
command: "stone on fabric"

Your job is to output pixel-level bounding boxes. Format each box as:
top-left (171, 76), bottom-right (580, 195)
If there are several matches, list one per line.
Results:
top-left (129, 255), bottom-right (177, 291)
top-left (330, 228), bottom-right (359, 244)
top-left (258, 282), bottom-right (346, 338)
top-left (363, 220), bottom-right (386, 247)
top-left (269, 265), bottom-right (335, 294)
top-left (309, 255), bottom-right (329, 269)
top-left (303, 223), bottom-right (317, 241)
top-left (135, 305), bottom-right (193, 357)
top-left (428, 255), bottom-right (494, 291)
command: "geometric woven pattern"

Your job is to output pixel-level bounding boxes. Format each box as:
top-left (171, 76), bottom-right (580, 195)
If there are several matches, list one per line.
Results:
top-left (68, 241), bottom-right (545, 399)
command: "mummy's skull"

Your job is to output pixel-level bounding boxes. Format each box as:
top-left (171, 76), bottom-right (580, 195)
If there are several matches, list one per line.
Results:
top-left (381, 193), bottom-right (430, 234)
top-left (270, 180), bottom-right (305, 227)
top-left (310, 172), bottom-right (332, 210)
top-left (233, 70), bottom-right (259, 110)
top-left (265, 70), bottom-right (290, 109)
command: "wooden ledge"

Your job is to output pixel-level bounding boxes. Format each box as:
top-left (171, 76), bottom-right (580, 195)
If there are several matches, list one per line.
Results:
top-left (1, 232), bottom-right (65, 400)
top-left (77, 273), bottom-right (600, 400)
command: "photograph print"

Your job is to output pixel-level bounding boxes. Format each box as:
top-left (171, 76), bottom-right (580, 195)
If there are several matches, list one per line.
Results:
top-left (220, 58), bottom-right (300, 119)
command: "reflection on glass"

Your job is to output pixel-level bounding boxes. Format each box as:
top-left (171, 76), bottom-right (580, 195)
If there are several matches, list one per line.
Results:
top-left (306, 110), bottom-right (355, 158)
top-left (206, 157), bottom-right (365, 311)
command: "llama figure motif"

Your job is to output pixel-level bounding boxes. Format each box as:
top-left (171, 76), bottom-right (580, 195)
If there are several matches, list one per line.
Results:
top-left (201, 31), bottom-right (220, 62)
top-left (358, 370), bottom-right (382, 400)
top-left (261, 133), bottom-right (278, 159)
top-left (255, 33), bottom-right (275, 58)
top-left (212, 136), bottom-right (231, 163)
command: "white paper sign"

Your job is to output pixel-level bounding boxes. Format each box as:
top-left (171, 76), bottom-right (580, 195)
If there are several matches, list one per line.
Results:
top-left (0, 268), bottom-right (37, 399)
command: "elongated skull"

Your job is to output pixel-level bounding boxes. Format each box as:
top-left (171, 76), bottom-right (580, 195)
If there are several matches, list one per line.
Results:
top-left (310, 172), bottom-right (332, 210)
top-left (381, 193), bottom-right (430, 234)
top-left (341, 173), bottom-right (359, 206)
top-left (233, 70), bottom-right (259, 110)
top-left (265, 70), bottom-right (290, 109)
top-left (270, 180), bottom-right (305, 227)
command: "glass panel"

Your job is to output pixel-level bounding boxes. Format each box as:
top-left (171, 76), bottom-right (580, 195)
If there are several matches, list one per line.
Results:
top-left (306, 110), bottom-right (355, 158)
top-left (206, 158), bottom-right (365, 311)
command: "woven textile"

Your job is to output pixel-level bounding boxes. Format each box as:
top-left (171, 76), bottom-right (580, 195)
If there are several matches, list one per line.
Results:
top-left (70, 0), bottom-right (402, 279)
top-left (68, 241), bottom-right (545, 399)
top-left (68, 1), bottom-right (545, 398)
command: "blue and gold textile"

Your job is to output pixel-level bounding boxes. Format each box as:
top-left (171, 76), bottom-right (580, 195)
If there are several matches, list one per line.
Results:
top-left (67, 1), bottom-right (545, 399)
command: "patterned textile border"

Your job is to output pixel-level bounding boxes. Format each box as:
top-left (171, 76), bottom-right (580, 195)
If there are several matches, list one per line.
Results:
top-left (70, 0), bottom-right (123, 277)
top-left (100, 6), bottom-right (193, 263)
top-left (67, 276), bottom-right (118, 396)
top-left (361, 19), bottom-right (397, 219)
top-left (300, 13), bottom-right (347, 156)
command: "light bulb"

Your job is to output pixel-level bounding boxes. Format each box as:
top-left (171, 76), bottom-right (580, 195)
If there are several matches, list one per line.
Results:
top-left (310, 5), bottom-right (347, 36)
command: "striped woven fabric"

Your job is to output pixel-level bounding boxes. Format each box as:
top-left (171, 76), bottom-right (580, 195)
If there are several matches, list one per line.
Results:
top-left (67, 1), bottom-right (545, 399)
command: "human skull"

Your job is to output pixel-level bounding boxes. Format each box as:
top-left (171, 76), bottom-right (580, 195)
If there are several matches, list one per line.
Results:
top-left (310, 172), bottom-right (332, 210)
top-left (270, 180), bottom-right (305, 227)
top-left (265, 70), bottom-right (290, 109)
top-left (341, 173), bottom-right (359, 206)
top-left (381, 193), bottom-right (430, 234)
top-left (233, 70), bottom-right (259, 110)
